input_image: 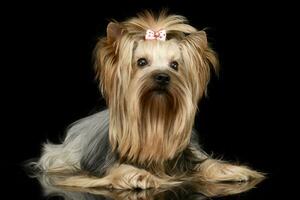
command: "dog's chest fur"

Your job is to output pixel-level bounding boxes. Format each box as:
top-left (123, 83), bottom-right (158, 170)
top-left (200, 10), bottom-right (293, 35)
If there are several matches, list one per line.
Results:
top-left (74, 109), bottom-right (207, 177)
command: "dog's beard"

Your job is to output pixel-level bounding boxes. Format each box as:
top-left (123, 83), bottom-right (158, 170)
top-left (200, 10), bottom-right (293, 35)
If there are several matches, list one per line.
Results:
top-left (109, 70), bottom-right (197, 164)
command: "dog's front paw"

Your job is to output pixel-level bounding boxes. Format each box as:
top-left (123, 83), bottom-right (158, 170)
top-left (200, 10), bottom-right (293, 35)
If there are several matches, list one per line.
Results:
top-left (110, 171), bottom-right (159, 189)
top-left (198, 159), bottom-right (265, 182)
top-left (219, 165), bottom-right (265, 182)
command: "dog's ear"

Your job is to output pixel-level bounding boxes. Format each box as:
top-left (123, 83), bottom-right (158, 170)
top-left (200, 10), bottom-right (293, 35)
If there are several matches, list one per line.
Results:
top-left (93, 22), bottom-right (123, 100)
top-left (93, 22), bottom-right (127, 101)
top-left (187, 31), bottom-right (219, 73)
top-left (180, 31), bottom-right (219, 96)
top-left (106, 22), bottom-right (122, 43)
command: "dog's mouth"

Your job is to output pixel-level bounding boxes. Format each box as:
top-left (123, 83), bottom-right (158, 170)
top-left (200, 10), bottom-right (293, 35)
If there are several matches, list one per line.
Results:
top-left (149, 86), bottom-right (169, 95)
top-left (152, 88), bottom-right (167, 94)
top-left (140, 87), bottom-right (173, 106)
top-left (150, 89), bottom-right (168, 96)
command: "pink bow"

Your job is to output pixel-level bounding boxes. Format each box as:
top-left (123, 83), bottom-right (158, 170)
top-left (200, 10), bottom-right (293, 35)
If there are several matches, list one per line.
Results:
top-left (145, 29), bottom-right (166, 41)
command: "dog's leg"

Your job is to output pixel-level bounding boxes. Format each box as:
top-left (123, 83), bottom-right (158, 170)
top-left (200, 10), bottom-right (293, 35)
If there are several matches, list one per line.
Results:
top-left (55, 164), bottom-right (176, 189)
top-left (195, 159), bottom-right (265, 182)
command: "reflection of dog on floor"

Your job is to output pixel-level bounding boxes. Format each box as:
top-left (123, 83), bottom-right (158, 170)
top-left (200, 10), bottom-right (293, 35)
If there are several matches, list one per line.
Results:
top-left (33, 11), bottom-right (264, 189)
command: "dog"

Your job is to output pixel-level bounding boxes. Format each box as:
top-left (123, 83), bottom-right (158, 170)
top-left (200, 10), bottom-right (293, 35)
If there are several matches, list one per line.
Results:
top-left (33, 11), bottom-right (264, 189)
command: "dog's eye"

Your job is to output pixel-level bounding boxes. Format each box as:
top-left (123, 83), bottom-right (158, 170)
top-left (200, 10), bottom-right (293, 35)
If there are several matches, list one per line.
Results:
top-left (170, 61), bottom-right (178, 71)
top-left (137, 58), bottom-right (148, 67)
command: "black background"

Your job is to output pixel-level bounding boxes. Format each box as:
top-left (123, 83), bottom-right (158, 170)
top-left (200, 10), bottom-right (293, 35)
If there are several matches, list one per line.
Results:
top-left (2, 1), bottom-right (297, 199)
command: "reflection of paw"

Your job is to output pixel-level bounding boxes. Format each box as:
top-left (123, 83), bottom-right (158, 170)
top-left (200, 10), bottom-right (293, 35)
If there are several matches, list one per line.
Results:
top-left (195, 179), bottom-right (264, 197)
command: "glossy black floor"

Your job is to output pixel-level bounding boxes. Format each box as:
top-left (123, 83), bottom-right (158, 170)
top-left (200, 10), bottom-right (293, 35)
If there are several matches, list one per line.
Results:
top-left (3, 1), bottom-right (295, 199)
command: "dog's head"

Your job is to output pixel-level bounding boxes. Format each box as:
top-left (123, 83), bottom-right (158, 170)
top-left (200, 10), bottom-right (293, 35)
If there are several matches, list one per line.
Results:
top-left (94, 11), bottom-right (218, 164)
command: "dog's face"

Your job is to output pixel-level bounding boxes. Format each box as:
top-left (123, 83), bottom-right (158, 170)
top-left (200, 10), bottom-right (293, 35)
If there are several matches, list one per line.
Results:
top-left (130, 40), bottom-right (185, 106)
top-left (94, 13), bottom-right (218, 164)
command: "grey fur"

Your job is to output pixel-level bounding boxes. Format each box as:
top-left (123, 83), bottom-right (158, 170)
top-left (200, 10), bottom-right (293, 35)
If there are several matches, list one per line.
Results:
top-left (79, 117), bottom-right (117, 176)
top-left (36, 109), bottom-right (117, 175)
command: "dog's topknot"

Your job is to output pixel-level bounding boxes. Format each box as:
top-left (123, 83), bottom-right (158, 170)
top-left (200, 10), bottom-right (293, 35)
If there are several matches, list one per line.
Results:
top-left (123, 10), bottom-right (197, 40)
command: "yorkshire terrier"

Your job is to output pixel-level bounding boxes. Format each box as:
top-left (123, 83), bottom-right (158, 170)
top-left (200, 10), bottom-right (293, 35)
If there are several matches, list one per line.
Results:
top-left (34, 11), bottom-right (264, 189)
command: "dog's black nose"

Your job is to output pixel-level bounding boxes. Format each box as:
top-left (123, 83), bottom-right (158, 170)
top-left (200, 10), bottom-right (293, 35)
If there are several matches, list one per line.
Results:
top-left (154, 73), bottom-right (170, 86)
